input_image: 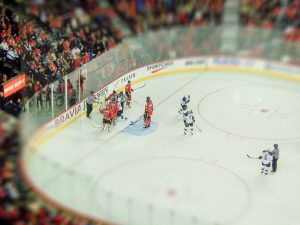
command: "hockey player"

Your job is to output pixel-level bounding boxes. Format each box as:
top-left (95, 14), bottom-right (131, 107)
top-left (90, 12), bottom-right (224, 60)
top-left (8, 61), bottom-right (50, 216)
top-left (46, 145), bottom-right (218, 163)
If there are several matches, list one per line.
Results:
top-left (144, 96), bottom-right (153, 128)
top-left (108, 99), bottom-right (118, 125)
top-left (117, 91), bottom-right (127, 119)
top-left (106, 90), bottom-right (117, 102)
top-left (258, 150), bottom-right (273, 175)
top-left (183, 110), bottom-right (195, 135)
top-left (99, 106), bottom-right (112, 132)
top-left (179, 95), bottom-right (190, 114)
top-left (125, 80), bottom-right (133, 107)
top-left (98, 100), bottom-right (106, 112)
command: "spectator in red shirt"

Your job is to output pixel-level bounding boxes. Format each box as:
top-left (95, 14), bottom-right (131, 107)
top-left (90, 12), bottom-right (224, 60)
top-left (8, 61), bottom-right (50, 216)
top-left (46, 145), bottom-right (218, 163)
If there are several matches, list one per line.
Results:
top-left (34, 81), bottom-right (42, 93)
top-left (81, 52), bottom-right (90, 64)
top-left (63, 40), bottom-right (70, 53)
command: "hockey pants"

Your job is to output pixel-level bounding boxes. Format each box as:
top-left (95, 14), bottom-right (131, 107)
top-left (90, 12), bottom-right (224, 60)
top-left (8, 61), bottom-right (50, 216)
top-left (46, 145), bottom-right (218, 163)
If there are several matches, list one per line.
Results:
top-left (144, 116), bottom-right (151, 127)
top-left (261, 163), bottom-right (271, 175)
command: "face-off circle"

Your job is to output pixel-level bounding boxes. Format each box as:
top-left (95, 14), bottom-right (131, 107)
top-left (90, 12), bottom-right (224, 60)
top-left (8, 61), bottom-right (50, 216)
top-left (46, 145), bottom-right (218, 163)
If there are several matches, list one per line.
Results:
top-left (91, 157), bottom-right (250, 225)
top-left (198, 85), bottom-right (300, 140)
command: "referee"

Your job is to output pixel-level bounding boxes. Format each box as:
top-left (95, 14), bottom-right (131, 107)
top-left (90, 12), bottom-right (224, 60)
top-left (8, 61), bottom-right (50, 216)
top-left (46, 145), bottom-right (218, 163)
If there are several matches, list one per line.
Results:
top-left (271, 144), bottom-right (279, 173)
top-left (86, 91), bottom-right (98, 119)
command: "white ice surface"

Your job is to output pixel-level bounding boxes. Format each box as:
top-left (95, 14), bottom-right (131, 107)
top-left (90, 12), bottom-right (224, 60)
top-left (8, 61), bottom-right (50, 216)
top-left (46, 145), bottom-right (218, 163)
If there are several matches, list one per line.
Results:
top-left (26, 71), bottom-right (300, 225)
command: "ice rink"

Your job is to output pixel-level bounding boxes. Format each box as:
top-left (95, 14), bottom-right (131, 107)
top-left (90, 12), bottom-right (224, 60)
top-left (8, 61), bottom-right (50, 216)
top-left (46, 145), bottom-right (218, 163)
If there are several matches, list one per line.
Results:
top-left (26, 70), bottom-right (300, 225)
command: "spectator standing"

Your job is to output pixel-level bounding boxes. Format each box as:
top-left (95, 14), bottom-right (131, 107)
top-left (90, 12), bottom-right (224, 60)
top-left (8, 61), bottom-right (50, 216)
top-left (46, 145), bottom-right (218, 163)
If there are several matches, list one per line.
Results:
top-left (58, 55), bottom-right (70, 72)
top-left (68, 88), bottom-right (76, 106)
top-left (23, 39), bottom-right (32, 53)
top-left (81, 52), bottom-right (90, 64)
top-left (77, 74), bottom-right (86, 95)
top-left (14, 98), bottom-right (23, 116)
top-left (36, 90), bottom-right (43, 109)
top-left (34, 80), bottom-right (43, 109)
top-left (1, 74), bottom-right (8, 83)
top-left (67, 79), bottom-right (73, 91)
top-left (0, 92), bottom-right (5, 110)
top-left (71, 46), bottom-right (80, 60)
top-left (6, 46), bottom-right (18, 61)
top-left (0, 37), bottom-right (9, 51)
top-left (25, 82), bottom-right (35, 100)
top-left (34, 81), bottom-right (42, 93)
top-left (45, 85), bottom-right (51, 109)
top-left (271, 144), bottom-right (279, 173)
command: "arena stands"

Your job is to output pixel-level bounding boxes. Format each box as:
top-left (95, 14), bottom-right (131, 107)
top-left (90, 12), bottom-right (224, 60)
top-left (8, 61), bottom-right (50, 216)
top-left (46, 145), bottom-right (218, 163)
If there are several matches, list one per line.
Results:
top-left (1, 0), bottom-right (122, 117)
top-left (109, 0), bottom-right (225, 33)
top-left (240, 0), bottom-right (300, 42)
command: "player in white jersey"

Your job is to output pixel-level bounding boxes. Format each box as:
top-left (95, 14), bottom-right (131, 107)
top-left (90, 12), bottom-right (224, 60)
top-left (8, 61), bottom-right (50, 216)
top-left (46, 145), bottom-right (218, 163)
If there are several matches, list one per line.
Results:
top-left (117, 91), bottom-right (127, 120)
top-left (179, 95), bottom-right (190, 114)
top-left (258, 150), bottom-right (273, 175)
top-left (183, 110), bottom-right (195, 135)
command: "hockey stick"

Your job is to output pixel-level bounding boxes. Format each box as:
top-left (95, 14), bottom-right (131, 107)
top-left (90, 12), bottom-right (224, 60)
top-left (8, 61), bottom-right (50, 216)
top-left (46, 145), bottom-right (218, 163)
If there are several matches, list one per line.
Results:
top-left (246, 154), bottom-right (260, 159)
top-left (130, 114), bottom-right (144, 125)
top-left (195, 124), bottom-right (202, 132)
top-left (118, 115), bottom-right (128, 120)
top-left (133, 83), bottom-right (146, 91)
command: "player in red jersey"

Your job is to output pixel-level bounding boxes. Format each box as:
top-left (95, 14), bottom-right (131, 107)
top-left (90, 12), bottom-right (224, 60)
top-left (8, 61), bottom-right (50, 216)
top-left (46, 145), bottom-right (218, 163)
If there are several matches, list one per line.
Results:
top-left (144, 96), bottom-right (153, 128)
top-left (99, 106), bottom-right (112, 132)
top-left (108, 100), bottom-right (119, 125)
top-left (125, 80), bottom-right (133, 107)
top-left (108, 107), bottom-right (116, 128)
top-left (106, 90), bottom-right (117, 102)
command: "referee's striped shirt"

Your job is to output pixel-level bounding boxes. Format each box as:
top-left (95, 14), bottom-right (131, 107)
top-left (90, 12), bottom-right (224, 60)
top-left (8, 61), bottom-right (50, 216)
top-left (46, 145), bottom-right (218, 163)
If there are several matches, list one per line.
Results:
top-left (87, 95), bottom-right (97, 105)
top-left (272, 148), bottom-right (279, 159)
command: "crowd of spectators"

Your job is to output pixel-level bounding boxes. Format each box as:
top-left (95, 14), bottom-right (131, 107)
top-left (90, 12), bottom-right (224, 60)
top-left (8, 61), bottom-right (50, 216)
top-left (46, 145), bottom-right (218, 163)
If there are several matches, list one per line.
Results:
top-left (109, 0), bottom-right (225, 33)
top-left (240, 0), bottom-right (300, 42)
top-left (0, 6), bottom-right (24, 117)
top-left (22, 0), bottom-right (122, 51)
top-left (0, 0), bottom-right (122, 116)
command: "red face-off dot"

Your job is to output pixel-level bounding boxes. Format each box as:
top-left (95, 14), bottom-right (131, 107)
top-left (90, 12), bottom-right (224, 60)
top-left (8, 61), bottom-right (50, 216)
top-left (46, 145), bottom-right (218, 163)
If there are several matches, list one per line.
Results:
top-left (167, 188), bottom-right (177, 197)
top-left (260, 108), bottom-right (268, 113)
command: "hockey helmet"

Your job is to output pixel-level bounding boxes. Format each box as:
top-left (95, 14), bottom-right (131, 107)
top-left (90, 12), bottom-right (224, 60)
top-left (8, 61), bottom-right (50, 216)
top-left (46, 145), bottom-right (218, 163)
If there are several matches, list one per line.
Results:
top-left (274, 144), bottom-right (278, 148)
top-left (146, 96), bottom-right (150, 102)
